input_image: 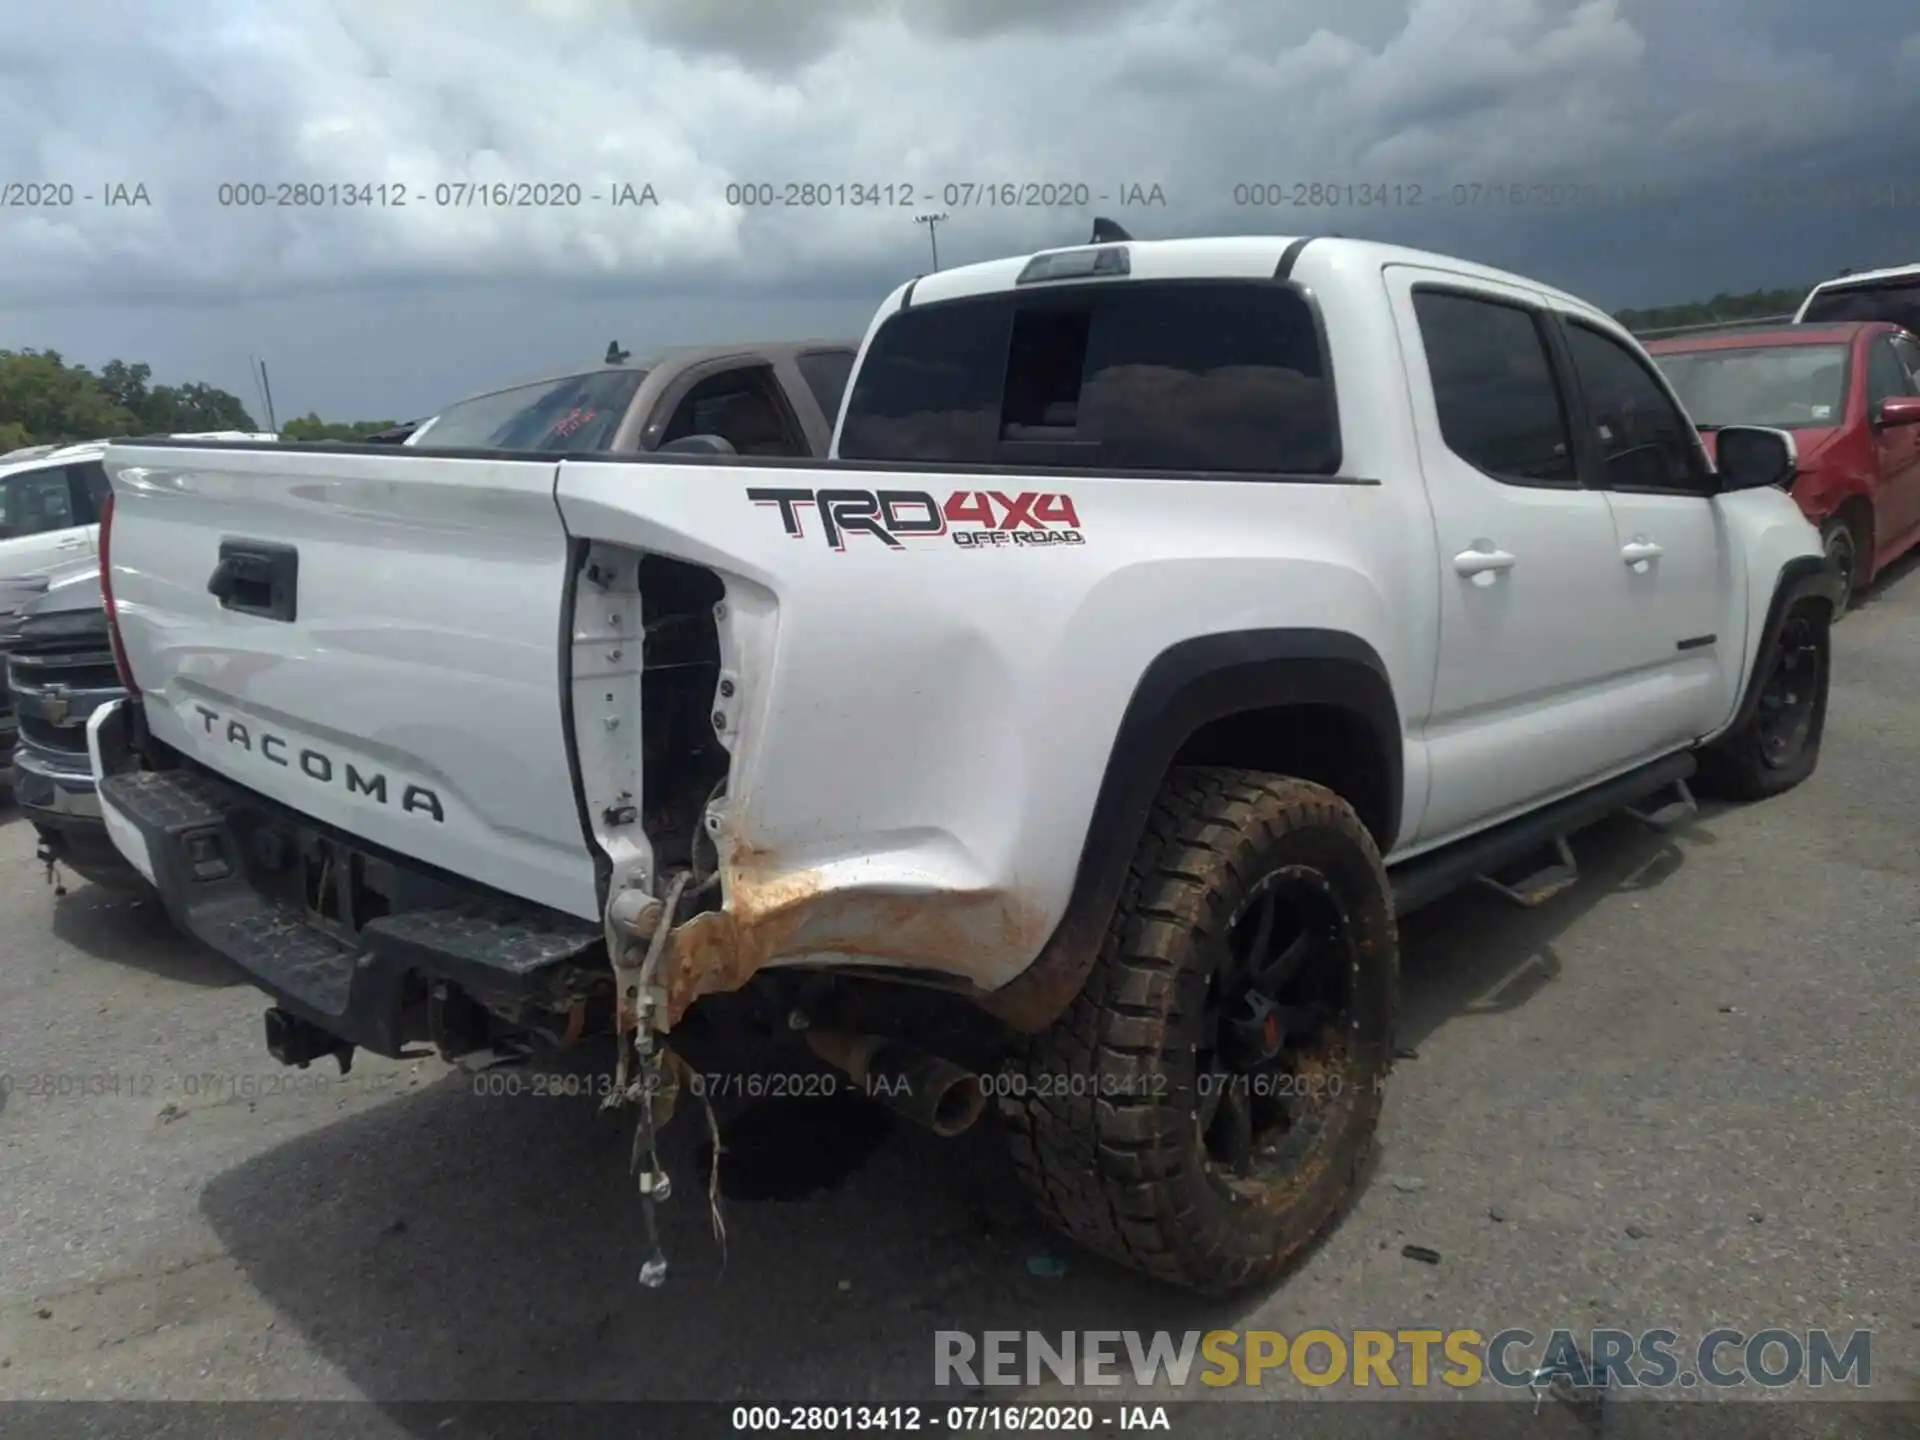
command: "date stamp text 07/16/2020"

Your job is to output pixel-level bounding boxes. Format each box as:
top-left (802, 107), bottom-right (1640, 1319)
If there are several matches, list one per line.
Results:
top-left (1231, 180), bottom-right (1675, 209)
top-left (724, 181), bottom-right (1169, 209)
top-left (0, 1069), bottom-right (406, 1105)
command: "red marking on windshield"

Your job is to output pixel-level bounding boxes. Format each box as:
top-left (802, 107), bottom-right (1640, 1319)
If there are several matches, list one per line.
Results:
top-left (551, 406), bottom-right (598, 438)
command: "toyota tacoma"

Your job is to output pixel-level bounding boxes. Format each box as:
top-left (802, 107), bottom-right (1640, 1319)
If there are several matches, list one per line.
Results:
top-left (85, 233), bottom-right (1839, 1296)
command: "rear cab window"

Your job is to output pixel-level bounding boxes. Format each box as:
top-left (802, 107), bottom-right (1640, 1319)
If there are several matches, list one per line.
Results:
top-left (838, 279), bottom-right (1339, 474)
top-left (418, 369), bottom-right (647, 452)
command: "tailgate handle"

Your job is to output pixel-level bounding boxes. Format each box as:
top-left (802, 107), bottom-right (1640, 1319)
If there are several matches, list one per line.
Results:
top-left (209, 540), bottom-right (298, 622)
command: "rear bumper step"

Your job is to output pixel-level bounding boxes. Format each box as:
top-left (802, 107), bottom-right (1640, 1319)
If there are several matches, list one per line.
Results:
top-left (97, 766), bottom-right (603, 1059)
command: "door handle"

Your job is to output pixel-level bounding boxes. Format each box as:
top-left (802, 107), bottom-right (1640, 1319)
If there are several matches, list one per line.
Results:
top-left (1453, 547), bottom-right (1517, 577)
top-left (56, 536), bottom-right (88, 549)
top-left (208, 539), bottom-right (299, 622)
top-left (1621, 539), bottom-right (1664, 567)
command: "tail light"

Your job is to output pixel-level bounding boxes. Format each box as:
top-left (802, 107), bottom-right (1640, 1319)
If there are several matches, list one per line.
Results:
top-left (98, 490), bottom-right (140, 697)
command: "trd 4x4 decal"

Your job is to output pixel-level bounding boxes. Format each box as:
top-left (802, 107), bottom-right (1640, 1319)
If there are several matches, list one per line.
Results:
top-left (747, 487), bottom-right (1084, 551)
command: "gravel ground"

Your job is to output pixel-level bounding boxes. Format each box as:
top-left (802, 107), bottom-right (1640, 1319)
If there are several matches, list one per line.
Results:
top-left (1, 563), bottom-right (1916, 1437)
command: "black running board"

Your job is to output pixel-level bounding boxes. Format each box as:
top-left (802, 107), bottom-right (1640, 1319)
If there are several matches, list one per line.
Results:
top-left (1388, 752), bottom-right (1698, 916)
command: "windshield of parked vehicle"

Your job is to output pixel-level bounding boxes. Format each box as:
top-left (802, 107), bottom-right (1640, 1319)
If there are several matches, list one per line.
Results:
top-left (416, 368), bottom-right (646, 451)
top-left (1799, 279), bottom-right (1920, 333)
top-left (1651, 344), bottom-right (1849, 429)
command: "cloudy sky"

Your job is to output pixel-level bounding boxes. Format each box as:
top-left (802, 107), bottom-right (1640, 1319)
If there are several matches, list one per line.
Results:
top-left (4, 0), bottom-right (1918, 422)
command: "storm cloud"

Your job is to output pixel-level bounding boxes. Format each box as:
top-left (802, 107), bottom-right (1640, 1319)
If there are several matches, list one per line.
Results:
top-left (1, 0), bottom-right (1914, 419)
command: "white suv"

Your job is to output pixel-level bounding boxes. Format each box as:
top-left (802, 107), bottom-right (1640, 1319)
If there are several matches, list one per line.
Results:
top-left (0, 442), bottom-right (109, 579)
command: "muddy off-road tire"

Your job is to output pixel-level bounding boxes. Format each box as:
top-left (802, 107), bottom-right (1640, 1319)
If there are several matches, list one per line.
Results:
top-left (1695, 603), bottom-right (1831, 802)
top-left (1001, 767), bottom-right (1397, 1297)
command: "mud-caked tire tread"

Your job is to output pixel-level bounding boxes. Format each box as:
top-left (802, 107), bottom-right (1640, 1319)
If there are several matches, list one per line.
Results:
top-left (1000, 766), bottom-right (1398, 1297)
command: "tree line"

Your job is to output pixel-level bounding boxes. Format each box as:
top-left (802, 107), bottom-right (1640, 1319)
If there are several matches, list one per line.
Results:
top-left (0, 349), bottom-right (400, 453)
top-left (1611, 285), bottom-right (1811, 335)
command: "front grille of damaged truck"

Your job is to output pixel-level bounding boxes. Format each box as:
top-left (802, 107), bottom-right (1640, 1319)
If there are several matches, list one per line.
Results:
top-left (183, 827), bottom-right (232, 881)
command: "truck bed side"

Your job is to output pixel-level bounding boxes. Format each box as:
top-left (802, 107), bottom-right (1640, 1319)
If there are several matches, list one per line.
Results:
top-left (102, 441), bottom-right (1436, 1012)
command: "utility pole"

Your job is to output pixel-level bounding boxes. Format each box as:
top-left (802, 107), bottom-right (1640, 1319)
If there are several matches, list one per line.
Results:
top-left (914, 211), bottom-right (949, 271)
top-left (248, 354), bottom-right (271, 428)
top-left (257, 358), bottom-right (280, 433)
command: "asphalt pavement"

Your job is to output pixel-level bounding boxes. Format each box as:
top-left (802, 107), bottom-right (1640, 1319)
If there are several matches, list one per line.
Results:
top-left (1, 561), bottom-right (1916, 1437)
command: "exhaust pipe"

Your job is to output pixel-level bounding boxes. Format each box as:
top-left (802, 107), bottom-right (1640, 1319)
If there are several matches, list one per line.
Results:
top-left (805, 1030), bottom-right (986, 1137)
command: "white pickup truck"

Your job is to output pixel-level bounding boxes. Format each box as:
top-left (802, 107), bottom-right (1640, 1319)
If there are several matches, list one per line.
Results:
top-left (87, 234), bottom-right (1839, 1297)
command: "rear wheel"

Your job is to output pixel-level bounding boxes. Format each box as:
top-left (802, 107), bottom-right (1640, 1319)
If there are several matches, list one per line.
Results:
top-left (1000, 767), bottom-right (1397, 1297)
top-left (1696, 605), bottom-right (1830, 801)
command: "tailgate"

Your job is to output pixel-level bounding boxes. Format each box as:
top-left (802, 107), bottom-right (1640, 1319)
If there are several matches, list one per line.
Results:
top-left (104, 443), bottom-right (600, 920)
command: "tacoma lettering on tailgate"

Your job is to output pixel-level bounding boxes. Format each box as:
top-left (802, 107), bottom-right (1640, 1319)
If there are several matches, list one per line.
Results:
top-left (748, 487), bottom-right (1084, 551)
top-left (191, 704), bottom-right (445, 822)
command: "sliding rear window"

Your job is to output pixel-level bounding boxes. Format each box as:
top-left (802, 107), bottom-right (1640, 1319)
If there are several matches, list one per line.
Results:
top-left (838, 280), bottom-right (1339, 474)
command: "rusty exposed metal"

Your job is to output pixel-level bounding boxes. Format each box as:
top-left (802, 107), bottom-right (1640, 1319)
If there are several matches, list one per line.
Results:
top-left (653, 820), bottom-right (1055, 1032)
top-left (970, 902), bottom-right (1112, 1034)
top-left (804, 1028), bottom-right (986, 1137)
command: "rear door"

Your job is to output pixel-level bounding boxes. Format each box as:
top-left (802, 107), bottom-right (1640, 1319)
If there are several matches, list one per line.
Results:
top-left (105, 443), bottom-right (600, 920)
top-left (1386, 267), bottom-right (1646, 844)
top-left (1553, 314), bottom-right (1738, 742)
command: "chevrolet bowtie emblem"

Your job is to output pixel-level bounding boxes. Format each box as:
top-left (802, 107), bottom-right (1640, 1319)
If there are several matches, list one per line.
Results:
top-left (39, 685), bottom-right (71, 725)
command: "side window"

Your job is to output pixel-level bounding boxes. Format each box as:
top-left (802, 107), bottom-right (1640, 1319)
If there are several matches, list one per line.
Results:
top-left (68, 461), bottom-right (111, 523)
top-left (1411, 289), bottom-right (1575, 486)
top-left (795, 349), bottom-right (856, 423)
top-left (1890, 335), bottom-right (1920, 392)
top-left (1866, 338), bottom-right (1914, 407)
top-left (657, 365), bottom-right (807, 457)
top-left (1563, 321), bottom-right (1709, 494)
top-left (0, 468), bottom-right (78, 539)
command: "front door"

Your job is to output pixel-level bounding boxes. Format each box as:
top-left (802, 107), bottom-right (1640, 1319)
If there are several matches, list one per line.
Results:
top-left (1554, 315), bottom-right (1736, 743)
